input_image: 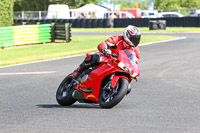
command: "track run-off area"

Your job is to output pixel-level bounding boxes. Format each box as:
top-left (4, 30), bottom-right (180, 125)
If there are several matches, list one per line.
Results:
top-left (0, 33), bottom-right (200, 133)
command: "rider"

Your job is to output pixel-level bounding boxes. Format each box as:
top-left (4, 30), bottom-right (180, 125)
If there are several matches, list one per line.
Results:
top-left (69, 25), bottom-right (141, 79)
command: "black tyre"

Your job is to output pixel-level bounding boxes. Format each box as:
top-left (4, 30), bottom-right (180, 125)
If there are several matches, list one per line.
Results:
top-left (56, 77), bottom-right (76, 106)
top-left (99, 78), bottom-right (129, 109)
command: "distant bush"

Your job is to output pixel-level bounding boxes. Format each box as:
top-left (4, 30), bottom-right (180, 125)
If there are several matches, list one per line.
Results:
top-left (0, 0), bottom-right (13, 27)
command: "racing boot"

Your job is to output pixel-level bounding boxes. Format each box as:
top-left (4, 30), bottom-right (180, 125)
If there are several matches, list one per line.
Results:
top-left (68, 54), bottom-right (99, 79)
top-left (68, 70), bottom-right (80, 79)
top-left (67, 61), bottom-right (88, 79)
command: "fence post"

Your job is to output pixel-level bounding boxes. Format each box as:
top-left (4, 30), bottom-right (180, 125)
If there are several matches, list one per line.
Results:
top-left (65, 23), bottom-right (72, 42)
top-left (51, 23), bottom-right (55, 42)
top-left (22, 11), bottom-right (24, 19)
top-left (39, 11), bottom-right (41, 20)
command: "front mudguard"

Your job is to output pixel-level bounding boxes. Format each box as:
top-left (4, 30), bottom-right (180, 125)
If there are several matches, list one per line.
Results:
top-left (111, 74), bottom-right (129, 89)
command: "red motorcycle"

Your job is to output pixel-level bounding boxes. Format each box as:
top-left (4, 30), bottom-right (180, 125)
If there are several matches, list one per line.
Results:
top-left (56, 50), bottom-right (140, 108)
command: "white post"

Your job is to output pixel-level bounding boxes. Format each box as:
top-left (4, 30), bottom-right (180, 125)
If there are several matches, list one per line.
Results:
top-left (22, 11), bottom-right (25, 19)
top-left (39, 11), bottom-right (42, 19)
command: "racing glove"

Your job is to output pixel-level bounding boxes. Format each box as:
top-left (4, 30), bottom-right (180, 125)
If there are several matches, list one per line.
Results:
top-left (102, 48), bottom-right (112, 56)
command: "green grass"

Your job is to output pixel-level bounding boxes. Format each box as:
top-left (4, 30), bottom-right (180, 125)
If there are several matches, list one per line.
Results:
top-left (72, 27), bottom-right (200, 33)
top-left (0, 35), bottom-right (176, 66)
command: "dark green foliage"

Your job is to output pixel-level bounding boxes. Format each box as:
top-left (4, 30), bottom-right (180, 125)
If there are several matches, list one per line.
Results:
top-left (14, 0), bottom-right (101, 11)
top-left (14, 0), bottom-right (49, 11)
top-left (154, 0), bottom-right (200, 9)
top-left (0, 0), bottom-right (14, 27)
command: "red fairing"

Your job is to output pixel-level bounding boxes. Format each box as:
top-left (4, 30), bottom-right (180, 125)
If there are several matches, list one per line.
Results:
top-left (73, 50), bottom-right (140, 103)
top-left (98, 35), bottom-right (140, 59)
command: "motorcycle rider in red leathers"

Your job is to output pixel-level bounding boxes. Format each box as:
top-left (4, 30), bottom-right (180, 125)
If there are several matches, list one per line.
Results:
top-left (69, 25), bottom-right (141, 79)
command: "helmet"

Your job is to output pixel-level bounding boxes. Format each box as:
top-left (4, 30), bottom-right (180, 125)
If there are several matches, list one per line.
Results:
top-left (123, 25), bottom-right (141, 47)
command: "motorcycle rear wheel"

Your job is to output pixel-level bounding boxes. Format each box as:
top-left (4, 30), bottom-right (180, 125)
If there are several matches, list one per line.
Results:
top-left (99, 78), bottom-right (128, 109)
top-left (56, 77), bottom-right (77, 106)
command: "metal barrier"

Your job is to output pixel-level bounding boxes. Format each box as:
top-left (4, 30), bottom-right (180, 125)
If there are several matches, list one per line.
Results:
top-left (0, 24), bottom-right (51, 48)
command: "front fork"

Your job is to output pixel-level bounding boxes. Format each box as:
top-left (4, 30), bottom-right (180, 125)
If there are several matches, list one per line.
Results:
top-left (110, 74), bottom-right (120, 89)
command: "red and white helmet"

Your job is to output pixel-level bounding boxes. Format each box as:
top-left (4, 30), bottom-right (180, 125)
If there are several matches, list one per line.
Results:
top-left (123, 25), bottom-right (141, 47)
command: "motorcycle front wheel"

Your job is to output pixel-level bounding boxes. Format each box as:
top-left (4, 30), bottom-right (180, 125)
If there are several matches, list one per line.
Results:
top-left (56, 77), bottom-right (77, 106)
top-left (99, 78), bottom-right (128, 109)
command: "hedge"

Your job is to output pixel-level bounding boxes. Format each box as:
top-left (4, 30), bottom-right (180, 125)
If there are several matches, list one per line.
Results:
top-left (0, 0), bottom-right (14, 27)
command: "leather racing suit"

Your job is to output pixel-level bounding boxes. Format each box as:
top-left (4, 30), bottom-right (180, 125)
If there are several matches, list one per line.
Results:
top-left (70, 35), bottom-right (140, 78)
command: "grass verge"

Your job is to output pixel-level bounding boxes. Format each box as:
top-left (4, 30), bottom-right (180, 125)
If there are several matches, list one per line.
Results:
top-left (0, 35), bottom-right (176, 66)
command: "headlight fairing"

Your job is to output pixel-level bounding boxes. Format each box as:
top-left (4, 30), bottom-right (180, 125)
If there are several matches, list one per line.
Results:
top-left (118, 62), bottom-right (130, 72)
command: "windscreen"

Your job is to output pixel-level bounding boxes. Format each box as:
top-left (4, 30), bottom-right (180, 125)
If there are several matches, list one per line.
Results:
top-left (118, 50), bottom-right (136, 72)
top-left (123, 50), bottom-right (136, 66)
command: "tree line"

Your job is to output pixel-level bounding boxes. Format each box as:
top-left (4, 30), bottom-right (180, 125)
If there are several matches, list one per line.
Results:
top-left (111, 0), bottom-right (200, 10)
top-left (154, 0), bottom-right (200, 9)
top-left (13, 0), bottom-right (200, 11)
top-left (14, 0), bottom-right (101, 11)
top-left (0, 0), bottom-right (13, 27)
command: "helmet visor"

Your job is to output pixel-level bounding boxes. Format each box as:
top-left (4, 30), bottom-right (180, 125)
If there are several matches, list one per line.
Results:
top-left (129, 35), bottom-right (141, 47)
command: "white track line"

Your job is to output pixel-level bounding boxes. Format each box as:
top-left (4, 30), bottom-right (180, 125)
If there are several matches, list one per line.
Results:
top-left (0, 36), bottom-right (186, 69)
top-left (0, 71), bottom-right (56, 75)
top-left (0, 54), bottom-right (85, 69)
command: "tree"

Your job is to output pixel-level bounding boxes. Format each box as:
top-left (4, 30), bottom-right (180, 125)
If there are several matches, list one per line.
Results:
top-left (14, 0), bottom-right (49, 11)
top-left (154, 0), bottom-right (200, 9)
top-left (180, 0), bottom-right (200, 9)
top-left (109, 0), bottom-right (151, 10)
top-left (49, 0), bottom-right (101, 8)
top-left (154, 0), bottom-right (180, 9)
top-left (0, 0), bottom-right (14, 27)
top-left (14, 0), bottom-right (101, 11)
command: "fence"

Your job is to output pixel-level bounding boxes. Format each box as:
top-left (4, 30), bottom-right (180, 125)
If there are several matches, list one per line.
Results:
top-left (157, 9), bottom-right (191, 16)
top-left (0, 24), bottom-right (51, 48)
top-left (14, 11), bottom-right (135, 19)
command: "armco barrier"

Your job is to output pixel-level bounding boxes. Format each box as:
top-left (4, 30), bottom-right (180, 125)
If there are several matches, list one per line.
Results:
top-left (0, 24), bottom-right (51, 48)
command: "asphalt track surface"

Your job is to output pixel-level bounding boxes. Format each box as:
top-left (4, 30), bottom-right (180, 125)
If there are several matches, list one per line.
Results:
top-left (0, 32), bottom-right (200, 133)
